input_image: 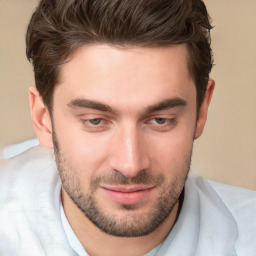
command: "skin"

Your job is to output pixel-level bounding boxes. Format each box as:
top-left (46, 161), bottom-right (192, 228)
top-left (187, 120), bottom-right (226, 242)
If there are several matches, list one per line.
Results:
top-left (29, 44), bottom-right (214, 256)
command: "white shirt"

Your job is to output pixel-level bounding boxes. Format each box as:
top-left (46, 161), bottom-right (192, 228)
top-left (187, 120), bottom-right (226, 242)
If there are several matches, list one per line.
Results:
top-left (0, 146), bottom-right (255, 256)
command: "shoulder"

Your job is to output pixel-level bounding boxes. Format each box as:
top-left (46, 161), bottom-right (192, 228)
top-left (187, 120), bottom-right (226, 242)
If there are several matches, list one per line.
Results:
top-left (0, 146), bottom-right (57, 205)
top-left (208, 178), bottom-right (256, 255)
top-left (0, 146), bottom-right (74, 255)
top-left (188, 175), bottom-right (256, 255)
top-left (188, 175), bottom-right (256, 205)
top-left (207, 178), bottom-right (256, 209)
top-left (188, 175), bottom-right (256, 219)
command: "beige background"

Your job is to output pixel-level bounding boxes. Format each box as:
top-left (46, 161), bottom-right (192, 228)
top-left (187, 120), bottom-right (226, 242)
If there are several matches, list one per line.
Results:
top-left (0, 0), bottom-right (255, 189)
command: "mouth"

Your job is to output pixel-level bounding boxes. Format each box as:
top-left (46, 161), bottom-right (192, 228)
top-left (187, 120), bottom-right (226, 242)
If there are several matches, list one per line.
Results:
top-left (100, 185), bottom-right (156, 205)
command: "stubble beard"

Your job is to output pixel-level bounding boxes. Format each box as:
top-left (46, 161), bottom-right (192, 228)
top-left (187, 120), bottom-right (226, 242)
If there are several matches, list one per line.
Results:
top-left (53, 131), bottom-right (191, 237)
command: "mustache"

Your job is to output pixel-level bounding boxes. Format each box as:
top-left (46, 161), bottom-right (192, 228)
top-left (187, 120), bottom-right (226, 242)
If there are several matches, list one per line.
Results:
top-left (91, 169), bottom-right (165, 187)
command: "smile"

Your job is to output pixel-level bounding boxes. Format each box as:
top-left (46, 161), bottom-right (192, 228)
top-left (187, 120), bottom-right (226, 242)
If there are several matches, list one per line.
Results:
top-left (100, 185), bottom-right (156, 205)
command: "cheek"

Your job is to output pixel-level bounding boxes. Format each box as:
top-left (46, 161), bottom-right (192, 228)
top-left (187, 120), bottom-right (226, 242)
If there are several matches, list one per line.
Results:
top-left (147, 126), bottom-right (195, 172)
top-left (53, 118), bottom-right (111, 174)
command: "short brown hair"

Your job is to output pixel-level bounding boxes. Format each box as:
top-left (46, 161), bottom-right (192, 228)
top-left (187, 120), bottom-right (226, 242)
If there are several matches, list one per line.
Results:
top-left (26, 0), bottom-right (213, 111)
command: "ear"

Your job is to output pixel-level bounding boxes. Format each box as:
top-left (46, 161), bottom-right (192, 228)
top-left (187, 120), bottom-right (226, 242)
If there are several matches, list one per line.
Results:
top-left (29, 86), bottom-right (54, 149)
top-left (194, 79), bottom-right (215, 139)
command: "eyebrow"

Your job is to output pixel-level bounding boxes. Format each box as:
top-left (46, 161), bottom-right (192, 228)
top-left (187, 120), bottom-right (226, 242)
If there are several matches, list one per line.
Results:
top-left (67, 98), bottom-right (116, 113)
top-left (144, 97), bottom-right (187, 115)
top-left (67, 97), bottom-right (187, 115)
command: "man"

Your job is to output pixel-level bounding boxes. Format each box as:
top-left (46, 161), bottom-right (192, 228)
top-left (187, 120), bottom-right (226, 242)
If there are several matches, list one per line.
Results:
top-left (0, 0), bottom-right (255, 255)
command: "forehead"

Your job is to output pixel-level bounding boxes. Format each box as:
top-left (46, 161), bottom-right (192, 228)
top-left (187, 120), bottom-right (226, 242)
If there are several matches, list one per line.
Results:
top-left (60, 44), bottom-right (191, 80)
top-left (54, 44), bottom-right (195, 110)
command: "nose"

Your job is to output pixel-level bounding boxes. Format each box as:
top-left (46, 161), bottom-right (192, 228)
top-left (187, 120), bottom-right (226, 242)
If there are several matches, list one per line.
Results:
top-left (108, 123), bottom-right (151, 178)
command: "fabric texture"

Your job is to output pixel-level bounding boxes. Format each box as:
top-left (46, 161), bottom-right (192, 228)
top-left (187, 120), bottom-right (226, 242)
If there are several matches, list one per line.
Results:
top-left (0, 146), bottom-right (255, 256)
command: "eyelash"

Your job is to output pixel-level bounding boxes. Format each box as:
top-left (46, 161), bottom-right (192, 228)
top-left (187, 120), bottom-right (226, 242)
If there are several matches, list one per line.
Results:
top-left (81, 117), bottom-right (177, 132)
top-left (81, 118), bottom-right (110, 132)
top-left (146, 117), bottom-right (177, 131)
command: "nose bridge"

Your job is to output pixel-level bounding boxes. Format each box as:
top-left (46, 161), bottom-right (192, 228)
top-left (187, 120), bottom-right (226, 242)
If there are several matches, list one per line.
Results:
top-left (109, 122), bottom-right (150, 177)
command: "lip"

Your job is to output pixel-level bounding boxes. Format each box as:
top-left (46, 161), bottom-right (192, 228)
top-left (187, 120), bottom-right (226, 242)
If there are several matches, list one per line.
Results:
top-left (100, 185), bottom-right (155, 205)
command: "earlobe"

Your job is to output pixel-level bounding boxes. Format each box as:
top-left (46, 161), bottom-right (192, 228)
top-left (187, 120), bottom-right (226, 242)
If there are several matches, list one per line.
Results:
top-left (194, 79), bottom-right (215, 139)
top-left (29, 86), bottom-right (54, 149)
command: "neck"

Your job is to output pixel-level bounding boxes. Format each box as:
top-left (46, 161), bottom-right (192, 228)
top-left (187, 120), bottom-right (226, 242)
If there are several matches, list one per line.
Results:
top-left (62, 189), bottom-right (179, 256)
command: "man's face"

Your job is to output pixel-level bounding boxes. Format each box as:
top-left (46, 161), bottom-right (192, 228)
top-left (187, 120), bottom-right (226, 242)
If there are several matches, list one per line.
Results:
top-left (51, 45), bottom-right (199, 237)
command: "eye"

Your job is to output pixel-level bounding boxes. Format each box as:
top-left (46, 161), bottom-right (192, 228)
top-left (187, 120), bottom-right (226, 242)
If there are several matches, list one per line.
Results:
top-left (88, 118), bottom-right (104, 126)
top-left (153, 118), bottom-right (168, 125)
top-left (81, 117), bottom-right (111, 132)
top-left (145, 117), bottom-right (177, 132)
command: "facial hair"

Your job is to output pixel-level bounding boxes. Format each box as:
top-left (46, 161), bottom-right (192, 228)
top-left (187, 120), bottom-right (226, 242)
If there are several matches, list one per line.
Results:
top-left (53, 130), bottom-right (191, 237)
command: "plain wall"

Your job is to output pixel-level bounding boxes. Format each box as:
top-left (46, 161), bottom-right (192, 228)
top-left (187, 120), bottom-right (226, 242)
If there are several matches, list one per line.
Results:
top-left (0, 0), bottom-right (255, 189)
